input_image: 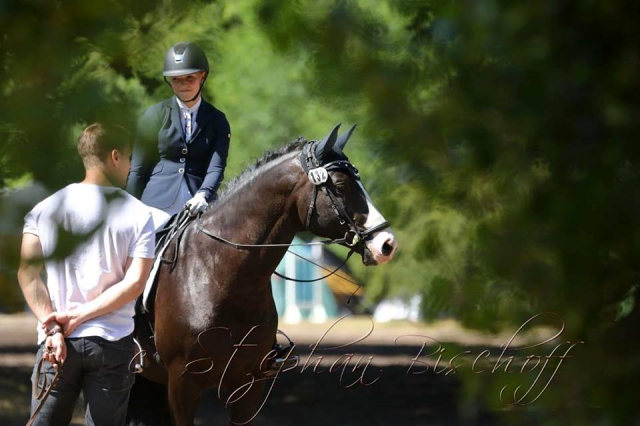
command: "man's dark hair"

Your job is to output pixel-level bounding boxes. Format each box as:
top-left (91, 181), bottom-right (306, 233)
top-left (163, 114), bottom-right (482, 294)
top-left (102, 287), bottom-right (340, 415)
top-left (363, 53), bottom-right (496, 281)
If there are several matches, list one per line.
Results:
top-left (77, 123), bottom-right (131, 168)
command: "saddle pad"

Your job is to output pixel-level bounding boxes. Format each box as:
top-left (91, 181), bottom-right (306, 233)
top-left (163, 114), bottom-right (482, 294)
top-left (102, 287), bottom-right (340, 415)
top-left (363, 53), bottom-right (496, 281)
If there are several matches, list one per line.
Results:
top-left (142, 239), bottom-right (171, 312)
top-left (141, 208), bottom-right (185, 312)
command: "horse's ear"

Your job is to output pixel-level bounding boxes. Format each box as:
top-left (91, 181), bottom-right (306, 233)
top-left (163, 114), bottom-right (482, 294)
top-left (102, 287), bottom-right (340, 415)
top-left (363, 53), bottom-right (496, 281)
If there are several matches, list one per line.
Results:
top-left (315, 123), bottom-right (341, 162)
top-left (335, 124), bottom-right (357, 151)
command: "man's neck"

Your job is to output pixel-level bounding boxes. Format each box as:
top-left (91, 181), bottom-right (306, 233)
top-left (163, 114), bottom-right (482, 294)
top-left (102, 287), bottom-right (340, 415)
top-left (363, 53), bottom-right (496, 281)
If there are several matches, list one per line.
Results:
top-left (82, 169), bottom-right (117, 188)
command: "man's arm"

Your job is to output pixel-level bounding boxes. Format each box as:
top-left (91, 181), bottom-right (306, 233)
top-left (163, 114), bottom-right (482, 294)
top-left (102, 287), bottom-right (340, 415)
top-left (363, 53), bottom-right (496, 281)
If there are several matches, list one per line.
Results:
top-left (43, 256), bottom-right (153, 336)
top-left (17, 233), bottom-right (55, 323)
top-left (19, 233), bottom-right (67, 364)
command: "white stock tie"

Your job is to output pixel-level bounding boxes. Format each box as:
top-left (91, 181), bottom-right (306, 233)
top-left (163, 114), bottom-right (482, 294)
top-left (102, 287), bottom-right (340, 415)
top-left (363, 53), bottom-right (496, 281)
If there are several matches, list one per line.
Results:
top-left (184, 111), bottom-right (192, 142)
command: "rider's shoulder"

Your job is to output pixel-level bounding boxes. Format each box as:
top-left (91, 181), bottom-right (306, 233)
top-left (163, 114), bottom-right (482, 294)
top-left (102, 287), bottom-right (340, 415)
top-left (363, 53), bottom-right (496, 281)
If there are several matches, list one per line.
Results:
top-left (137, 99), bottom-right (173, 134)
top-left (201, 100), bottom-right (229, 126)
top-left (143, 98), bottom-right (173, 117)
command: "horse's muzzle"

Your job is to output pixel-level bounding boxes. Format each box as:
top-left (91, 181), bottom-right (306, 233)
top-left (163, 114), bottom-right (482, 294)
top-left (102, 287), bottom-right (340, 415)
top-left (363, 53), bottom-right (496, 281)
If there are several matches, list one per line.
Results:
top-left (362, 229), bottom-right (397, 265)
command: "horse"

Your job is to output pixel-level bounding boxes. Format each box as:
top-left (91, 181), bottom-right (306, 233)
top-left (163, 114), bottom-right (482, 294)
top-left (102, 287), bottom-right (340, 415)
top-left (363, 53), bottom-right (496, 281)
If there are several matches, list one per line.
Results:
top-left (126, 124), bottom-right (398, 425)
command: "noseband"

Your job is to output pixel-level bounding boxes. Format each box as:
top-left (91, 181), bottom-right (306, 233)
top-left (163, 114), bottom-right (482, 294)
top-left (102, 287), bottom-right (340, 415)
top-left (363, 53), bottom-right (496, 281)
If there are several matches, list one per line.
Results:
top-left (299, 142), bottom-right (390, 247)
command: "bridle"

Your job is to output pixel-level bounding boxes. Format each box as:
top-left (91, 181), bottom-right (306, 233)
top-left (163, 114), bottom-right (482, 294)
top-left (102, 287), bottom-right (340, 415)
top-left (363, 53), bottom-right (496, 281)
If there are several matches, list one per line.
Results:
top-left (299, 141), bottom-right (390, 248)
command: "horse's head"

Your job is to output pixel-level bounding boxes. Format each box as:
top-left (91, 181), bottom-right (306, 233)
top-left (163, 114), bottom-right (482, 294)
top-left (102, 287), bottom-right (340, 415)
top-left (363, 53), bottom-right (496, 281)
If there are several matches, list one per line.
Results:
top-left (296, 124), bottom-right (398, 266)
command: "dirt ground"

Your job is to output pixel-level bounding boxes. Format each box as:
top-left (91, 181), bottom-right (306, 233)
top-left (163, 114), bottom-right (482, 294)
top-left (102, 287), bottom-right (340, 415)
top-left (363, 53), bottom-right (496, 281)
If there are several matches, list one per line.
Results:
top-left (0, 314), bottom-right (565, 425)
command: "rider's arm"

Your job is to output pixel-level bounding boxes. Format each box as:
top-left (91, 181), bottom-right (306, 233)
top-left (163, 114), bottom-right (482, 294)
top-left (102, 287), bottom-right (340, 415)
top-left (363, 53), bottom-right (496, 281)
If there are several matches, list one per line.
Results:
top-left (198, 112), bottom-right (231, 202)
top-left (126, 105), bottom-right (163, 199)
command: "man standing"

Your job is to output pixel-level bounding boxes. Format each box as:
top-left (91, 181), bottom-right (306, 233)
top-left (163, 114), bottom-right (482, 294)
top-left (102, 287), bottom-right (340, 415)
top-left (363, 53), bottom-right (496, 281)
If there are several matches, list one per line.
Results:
top-left (17, 123), bottom-right (155, 426)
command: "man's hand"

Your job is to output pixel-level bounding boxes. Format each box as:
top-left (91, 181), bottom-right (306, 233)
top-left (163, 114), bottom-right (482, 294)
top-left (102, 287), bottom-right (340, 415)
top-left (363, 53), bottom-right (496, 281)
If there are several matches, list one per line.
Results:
top-left (42, 310), bottom-right (85, 337)
top-left (184, 192), bottom-right (208, 216)
top-left (43, 332), bottom-right (66, 366)
top-left (39, 257), bottom-right (152, 339)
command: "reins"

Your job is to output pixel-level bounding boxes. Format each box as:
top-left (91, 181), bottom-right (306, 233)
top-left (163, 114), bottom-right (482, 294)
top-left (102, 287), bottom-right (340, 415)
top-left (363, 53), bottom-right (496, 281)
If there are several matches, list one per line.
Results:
top-left (195, 214), bottom-right (352, 249)
top-left (273, 250), bottom-right (355, 283)
top-left (158, 209), bottom-right (357, 283)
top-left (194, 213), bottom-right (358, 283)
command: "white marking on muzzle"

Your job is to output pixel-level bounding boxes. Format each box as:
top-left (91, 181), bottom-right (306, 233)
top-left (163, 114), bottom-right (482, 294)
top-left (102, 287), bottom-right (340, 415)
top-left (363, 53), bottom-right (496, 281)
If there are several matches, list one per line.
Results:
top-left (356, 181), bottom-right (398, 264)
top-left (366, 229), bottom-right (397, 265)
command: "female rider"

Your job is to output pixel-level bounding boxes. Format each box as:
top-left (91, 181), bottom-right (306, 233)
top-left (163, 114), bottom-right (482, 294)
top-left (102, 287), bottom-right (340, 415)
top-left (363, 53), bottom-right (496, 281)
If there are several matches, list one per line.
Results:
top-left (127, 42), bottom-right (231, 217)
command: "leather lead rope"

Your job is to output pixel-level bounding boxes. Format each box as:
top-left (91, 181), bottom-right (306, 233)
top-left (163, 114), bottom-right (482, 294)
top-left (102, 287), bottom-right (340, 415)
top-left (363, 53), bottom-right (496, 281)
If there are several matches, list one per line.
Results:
top-left (26, 358), bottom-right (62, 426)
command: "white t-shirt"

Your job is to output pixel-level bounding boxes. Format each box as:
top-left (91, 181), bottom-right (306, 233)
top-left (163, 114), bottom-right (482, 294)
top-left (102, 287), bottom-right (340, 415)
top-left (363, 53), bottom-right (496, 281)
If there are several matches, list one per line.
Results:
top-left (23, 183), bottom-right (156, 343)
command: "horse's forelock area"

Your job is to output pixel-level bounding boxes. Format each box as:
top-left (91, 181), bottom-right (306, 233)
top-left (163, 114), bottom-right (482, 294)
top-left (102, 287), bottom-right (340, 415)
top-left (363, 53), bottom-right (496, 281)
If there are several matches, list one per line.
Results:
top-left (218, 137), bottom-right (309, 202)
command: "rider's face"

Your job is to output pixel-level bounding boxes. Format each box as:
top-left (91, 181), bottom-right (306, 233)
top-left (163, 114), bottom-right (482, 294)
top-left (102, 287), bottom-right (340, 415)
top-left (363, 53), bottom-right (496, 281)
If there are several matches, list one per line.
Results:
top-left (169, 71), bottom-right (205, 101)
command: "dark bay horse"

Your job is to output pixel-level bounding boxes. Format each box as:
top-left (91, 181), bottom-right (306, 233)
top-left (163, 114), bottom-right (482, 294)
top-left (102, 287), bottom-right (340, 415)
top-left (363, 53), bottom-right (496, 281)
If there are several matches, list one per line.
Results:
top-left (127, 124), bottom-right (398, 425)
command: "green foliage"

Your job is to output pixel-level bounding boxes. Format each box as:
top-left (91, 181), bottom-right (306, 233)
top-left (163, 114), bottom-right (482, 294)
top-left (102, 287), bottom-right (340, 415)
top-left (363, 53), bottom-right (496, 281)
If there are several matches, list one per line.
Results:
top-left (253, 0), bottom-right (640, 420)
top-left (2, 0), bottom-right (640, 421)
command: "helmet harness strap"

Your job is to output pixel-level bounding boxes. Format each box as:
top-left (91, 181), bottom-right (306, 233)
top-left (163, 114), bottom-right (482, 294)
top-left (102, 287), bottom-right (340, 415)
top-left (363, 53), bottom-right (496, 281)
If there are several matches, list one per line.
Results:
top-left (164, 71), bottom-right (208, 103)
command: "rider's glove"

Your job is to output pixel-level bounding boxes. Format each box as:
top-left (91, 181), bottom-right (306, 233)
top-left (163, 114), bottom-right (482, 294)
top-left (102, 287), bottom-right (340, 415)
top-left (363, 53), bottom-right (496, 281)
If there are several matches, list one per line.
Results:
top-left (185, 192), bottom-right (208, 216)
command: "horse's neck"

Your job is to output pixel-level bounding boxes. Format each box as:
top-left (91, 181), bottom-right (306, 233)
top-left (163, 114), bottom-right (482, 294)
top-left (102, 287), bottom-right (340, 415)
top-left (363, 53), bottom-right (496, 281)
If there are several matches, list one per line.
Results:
top-left (204, 153), bottom-right (304, 267)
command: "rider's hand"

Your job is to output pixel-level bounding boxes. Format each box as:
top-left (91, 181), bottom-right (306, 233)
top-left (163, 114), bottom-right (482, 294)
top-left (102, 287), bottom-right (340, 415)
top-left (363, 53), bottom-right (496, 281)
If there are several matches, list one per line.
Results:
top-left (185, 192), bottom-right (208, 216)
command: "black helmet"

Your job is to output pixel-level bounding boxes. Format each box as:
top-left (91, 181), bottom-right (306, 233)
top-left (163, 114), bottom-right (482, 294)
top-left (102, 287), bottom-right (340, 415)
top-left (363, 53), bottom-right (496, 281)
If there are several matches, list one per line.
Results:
top-left (163, 42), bottom-right (209, 77)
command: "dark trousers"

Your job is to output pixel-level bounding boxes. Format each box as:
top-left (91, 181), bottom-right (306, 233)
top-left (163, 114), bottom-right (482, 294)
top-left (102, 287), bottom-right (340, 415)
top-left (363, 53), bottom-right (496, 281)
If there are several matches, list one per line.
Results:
top-left (30, 334), bottom-right (135, 426)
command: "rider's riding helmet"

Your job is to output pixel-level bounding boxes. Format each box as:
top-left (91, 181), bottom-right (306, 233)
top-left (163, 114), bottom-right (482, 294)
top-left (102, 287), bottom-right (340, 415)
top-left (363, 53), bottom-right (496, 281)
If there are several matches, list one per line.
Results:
top-left (163, 42), bottom-right (209, 102)
top-left (163, 42), bottom-right (209, 76)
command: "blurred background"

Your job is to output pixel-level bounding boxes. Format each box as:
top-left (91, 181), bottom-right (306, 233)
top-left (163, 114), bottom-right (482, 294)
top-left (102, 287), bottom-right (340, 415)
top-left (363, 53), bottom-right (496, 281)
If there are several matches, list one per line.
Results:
top-left (1, 0), bottom-right (639, 424)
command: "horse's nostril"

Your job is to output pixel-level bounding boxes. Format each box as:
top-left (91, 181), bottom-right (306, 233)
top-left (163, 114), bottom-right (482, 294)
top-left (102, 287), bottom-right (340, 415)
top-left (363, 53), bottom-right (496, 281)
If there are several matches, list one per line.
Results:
top-left (382, 239), bottom-right (395, 256)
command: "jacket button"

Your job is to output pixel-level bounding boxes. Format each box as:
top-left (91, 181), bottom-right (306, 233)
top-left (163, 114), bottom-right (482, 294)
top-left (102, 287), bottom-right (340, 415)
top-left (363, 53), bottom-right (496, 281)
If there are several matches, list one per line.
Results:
top-left (182, 148), bottom-right (188, 154)
top-left (178, 168), bottom-right (184, 174)
top-left (180, 158), bottom-right (186, 163)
